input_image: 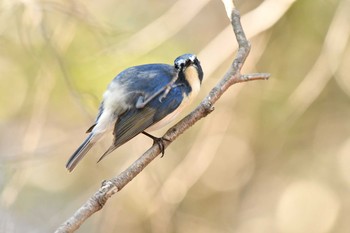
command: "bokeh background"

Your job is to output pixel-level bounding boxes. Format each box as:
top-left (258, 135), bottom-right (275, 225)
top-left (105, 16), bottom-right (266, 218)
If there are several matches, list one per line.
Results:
top-left (1, 0), bottom-right (350, 232)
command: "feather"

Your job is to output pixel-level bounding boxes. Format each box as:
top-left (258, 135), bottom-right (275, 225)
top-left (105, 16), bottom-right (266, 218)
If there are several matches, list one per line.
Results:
top-left (97, 107), bottom-right (156, 162)
top-left (66, 132), bottom-right (103, 172)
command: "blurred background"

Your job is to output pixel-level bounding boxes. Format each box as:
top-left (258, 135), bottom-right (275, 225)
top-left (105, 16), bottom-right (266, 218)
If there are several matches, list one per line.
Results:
top-left (1, 0), bottom-right (349, 232)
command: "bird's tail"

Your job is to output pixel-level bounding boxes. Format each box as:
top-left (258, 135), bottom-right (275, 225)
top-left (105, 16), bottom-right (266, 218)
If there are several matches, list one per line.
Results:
top-left (96, 144), bottom-right (117, 163)
top-left (66, 133), bottom-right (102, 172)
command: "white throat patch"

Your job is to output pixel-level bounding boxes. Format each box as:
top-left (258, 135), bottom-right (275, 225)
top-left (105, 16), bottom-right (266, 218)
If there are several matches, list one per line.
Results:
top-left (184, 66), bottom-right (201, 98)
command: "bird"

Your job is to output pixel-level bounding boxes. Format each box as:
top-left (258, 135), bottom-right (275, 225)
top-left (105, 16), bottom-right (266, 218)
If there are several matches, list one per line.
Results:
top-left (66, 54), bottom-right (204, 172)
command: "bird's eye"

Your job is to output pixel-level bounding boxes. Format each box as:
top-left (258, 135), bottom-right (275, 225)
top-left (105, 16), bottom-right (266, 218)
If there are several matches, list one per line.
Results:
top-left (175, 62), bottom-right (185, 70)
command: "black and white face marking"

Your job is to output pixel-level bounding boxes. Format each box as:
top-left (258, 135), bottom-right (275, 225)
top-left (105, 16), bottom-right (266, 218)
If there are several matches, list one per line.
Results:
top-left (174, 54), bottom-right (203, 84)
top-left (174, 54), bottom-right (197, 70)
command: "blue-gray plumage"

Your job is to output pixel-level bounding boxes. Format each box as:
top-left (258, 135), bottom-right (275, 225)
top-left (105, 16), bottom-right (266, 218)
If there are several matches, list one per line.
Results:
top-left (66, 54), bottom-right (203, 172)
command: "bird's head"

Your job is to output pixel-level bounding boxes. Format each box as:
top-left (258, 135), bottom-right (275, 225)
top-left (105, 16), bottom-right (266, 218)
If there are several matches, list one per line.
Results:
top-left (174, 54), bottom-right (204, 85)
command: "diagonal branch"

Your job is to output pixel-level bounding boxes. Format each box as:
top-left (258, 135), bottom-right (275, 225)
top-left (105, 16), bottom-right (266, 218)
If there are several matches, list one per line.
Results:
top-left (55, 5), bottom-right (270, 233)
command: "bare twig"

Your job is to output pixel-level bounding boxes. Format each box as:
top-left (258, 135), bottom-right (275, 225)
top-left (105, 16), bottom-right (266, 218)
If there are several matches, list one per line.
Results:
top-left (199, 0), bottom-right (296, 79)
top-left (55, 5), bottom-right (270, 233)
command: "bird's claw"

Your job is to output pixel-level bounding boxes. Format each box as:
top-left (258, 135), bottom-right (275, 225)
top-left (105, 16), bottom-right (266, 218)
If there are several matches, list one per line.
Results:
top-left (142, 132), bottom-right (170, 157)
top-left (153, 137), bottom-right (171, 157)
top-left (159, 83), bottom-right (185, 102)
top-left (158, 85), bottom-right (171, 102)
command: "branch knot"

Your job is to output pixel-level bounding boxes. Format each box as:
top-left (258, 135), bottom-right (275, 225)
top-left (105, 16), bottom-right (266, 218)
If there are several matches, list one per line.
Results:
top-left (202, 100), bottom-right (214, 115)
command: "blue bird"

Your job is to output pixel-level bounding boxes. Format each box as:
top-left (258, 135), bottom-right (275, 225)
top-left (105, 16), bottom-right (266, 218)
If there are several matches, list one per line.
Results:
top-left (66, 54), bottom-right (204, 171)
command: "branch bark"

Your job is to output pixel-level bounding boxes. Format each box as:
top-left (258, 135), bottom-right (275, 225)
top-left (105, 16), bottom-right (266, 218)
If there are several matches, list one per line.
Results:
top-left (55, 5), bottom-right (270, 233)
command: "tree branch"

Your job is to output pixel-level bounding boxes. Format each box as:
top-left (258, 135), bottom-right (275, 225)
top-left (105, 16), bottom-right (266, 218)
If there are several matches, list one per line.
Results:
top-left (55, 5), bottom-right (270, 233)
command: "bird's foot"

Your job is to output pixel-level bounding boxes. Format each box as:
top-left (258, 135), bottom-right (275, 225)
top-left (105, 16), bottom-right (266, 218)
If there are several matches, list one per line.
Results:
top-left (158, 83), bottom-right (185, 102)
top-left (158, 85), bottom-right (172, 102)
top-left (136, 74), bottom-right (181, 109)
top-left (142, 132), bottom-right (170, 157)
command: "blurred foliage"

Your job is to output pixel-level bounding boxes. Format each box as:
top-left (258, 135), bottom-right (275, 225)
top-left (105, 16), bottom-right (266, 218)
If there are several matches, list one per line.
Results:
top-left (1, 0), bottom-right (350, 232)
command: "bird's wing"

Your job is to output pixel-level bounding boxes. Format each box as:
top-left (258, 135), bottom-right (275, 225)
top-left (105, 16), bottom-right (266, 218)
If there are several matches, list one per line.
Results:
top-left (97, 87), bottom-right (184, 161)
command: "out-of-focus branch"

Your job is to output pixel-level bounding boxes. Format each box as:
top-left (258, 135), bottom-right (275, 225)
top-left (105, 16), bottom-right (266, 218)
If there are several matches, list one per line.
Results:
top-left (0, 69), bottom-right (55, 208)
top-left (55, 3), bottom-right (270, 233)
top-left (286, 0), bottom-right (350, 123)
top-left (100, 0), bottom-right (210, 57)
top-left (200, 0), bottom-right (297, 78)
